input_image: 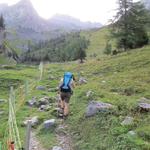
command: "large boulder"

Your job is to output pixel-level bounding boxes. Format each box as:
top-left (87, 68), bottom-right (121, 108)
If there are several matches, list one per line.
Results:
top-left (85, 101), bottom-right (114, 117)
top-left (138, 97), bottom-right (150, 112)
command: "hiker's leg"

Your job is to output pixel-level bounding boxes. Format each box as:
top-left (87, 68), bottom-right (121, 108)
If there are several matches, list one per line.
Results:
top-left (64, 102), bottom-right (69, 116)
top-left (60, 92), bottom-right (65, 109)
top-left (60, 100), bottom-right (65, 109)
top-left (63, 93), bottom-right (71, 116)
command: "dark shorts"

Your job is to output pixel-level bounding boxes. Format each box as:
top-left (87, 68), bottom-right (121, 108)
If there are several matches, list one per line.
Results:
top-left (60, 92), bottom-right (71, 103)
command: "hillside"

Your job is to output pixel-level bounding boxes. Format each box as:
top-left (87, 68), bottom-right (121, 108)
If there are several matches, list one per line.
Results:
top-left (0, 54), bottom-right (16, 64)
top-left (0, 45), bottom-right (150, 149)
top-left (81, 27), bottom-right (110, 57)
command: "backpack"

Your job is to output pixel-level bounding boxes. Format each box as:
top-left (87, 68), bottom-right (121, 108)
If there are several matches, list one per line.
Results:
top-left (60, 72), bottom-right (73, 93)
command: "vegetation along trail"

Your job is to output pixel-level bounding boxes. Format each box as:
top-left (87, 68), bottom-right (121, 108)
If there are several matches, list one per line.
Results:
top-left (0, 0), bottom-right (150, 149)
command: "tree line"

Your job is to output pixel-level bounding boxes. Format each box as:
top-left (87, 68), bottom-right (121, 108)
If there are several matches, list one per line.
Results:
top-left (21, 33), bottom-right (89, 63)
top-left (104, 0), bottom-right (150, 55)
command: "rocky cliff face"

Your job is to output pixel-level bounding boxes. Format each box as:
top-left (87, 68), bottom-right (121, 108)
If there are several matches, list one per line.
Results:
top-left (0, 0), bottom-right (50, 32)
top-left (0, 0), bottom-right (102, 33)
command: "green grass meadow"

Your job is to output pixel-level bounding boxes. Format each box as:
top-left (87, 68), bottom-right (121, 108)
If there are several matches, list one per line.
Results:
top-left (0, 27), bottom-right (150, 149)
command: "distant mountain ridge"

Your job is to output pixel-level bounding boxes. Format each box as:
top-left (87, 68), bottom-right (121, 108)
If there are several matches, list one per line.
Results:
top-left (0, 0), bottom-right (102, 33)
top-left (49, 14), bottom-right (101, 30)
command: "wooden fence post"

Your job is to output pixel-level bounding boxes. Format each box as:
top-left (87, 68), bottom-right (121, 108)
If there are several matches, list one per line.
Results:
top-left (25, 120), bottom-right (32, 150)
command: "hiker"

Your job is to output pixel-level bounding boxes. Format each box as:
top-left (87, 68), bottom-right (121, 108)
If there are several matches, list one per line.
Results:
top-left (58, 72), bottom-right (75, 118)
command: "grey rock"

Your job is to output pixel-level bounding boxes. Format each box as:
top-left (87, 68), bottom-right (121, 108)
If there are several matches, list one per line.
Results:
top-left (39, 105), bottom-right (47, 111)
top-left (79, 77), bottom-right (87, 85)
top-left (39, 105), bottom-right (51, 111)
top-left (86, 90), bottom-right (94, 98)
top-left (49, 75), bottom-right (55, 80)
top-left (138, 103), bottom-right (150, 109)
top-left (43, 119), bottom-right (55, 129)
top-left (138, 97), bottom-right (150, 111)
top-left (128, 131), bottom-right (136, 136)
top-left (31, 116), bottom-right (39, 127)
top-left (85, 101), bottom-right (113, 117)
top-left (38, 97), bottom-right (49, 106)
top-left (139, 97), bottom-right (150, 103)
top-left (23, 116), bottom-right (39, 127)
top-left (27, 97), bottom-right (37, 107)
top-left (121, 116), bottom-right (133, 126)
top-left (52, 146), bottom-right (64, 150)
top-left (36, 86), bottom-right (46, 91)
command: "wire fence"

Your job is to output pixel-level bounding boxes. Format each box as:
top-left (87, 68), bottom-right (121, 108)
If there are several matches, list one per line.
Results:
top-left (2, 63), bottom-right (46, 150)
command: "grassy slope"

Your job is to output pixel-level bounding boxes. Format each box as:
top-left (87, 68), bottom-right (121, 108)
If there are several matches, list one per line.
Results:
top-left (81, 27), bottom-right (110, 57)
top-left (0, 47), bottom-right (150, 149)
top-left (67, 46), bottom-right (150, 150)
top-left (0, 65), bottom-right (39, 148)
top-left (0, 54), bottom-right (15, 65)
top-left (32, 46), bottom-right (149, 150)
top-left (0, 28), bottom-right (150, 150)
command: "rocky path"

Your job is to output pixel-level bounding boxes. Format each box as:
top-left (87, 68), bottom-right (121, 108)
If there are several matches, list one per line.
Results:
top-left (55, 120), bottom-right (74, 150)
top-left (29, 97), bottom-right (73, 150)
top-left (30, 132), bottom-right (46, 150)
top-left (29, 120), bottom-right (73, 150)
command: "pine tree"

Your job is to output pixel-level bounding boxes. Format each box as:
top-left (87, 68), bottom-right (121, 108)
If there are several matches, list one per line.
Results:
top-left (112, 0), bottom-right (149, 51)
top-left (0, 14), bottom-right (5, 30)
top-left (104, 41), bottom-right (112, 55)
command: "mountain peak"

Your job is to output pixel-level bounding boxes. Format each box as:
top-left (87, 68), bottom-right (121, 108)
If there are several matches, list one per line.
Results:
top-left (19, 0), bottom-right (31, 4)
top-left (16, 0), bottom-right (33, 8)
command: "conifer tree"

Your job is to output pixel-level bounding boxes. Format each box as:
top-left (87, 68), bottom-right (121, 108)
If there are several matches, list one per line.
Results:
top-left (112, 0), bottom-right (149, 51)
top-left (0, 14), bottom-right (5, 29)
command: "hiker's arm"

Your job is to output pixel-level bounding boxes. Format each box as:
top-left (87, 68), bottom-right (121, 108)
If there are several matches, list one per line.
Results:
top-left (71, 80), bottom-right (75, 88)
top-left (58, 78), bottom-right (63, 93)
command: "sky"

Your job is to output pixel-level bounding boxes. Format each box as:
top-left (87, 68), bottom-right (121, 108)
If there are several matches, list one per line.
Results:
top-left (0, 0), bottom-right (140, 24)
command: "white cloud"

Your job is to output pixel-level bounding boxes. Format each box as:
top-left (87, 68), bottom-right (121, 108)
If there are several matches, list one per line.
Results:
top-left (30, 0), bottom-right (118, 24)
